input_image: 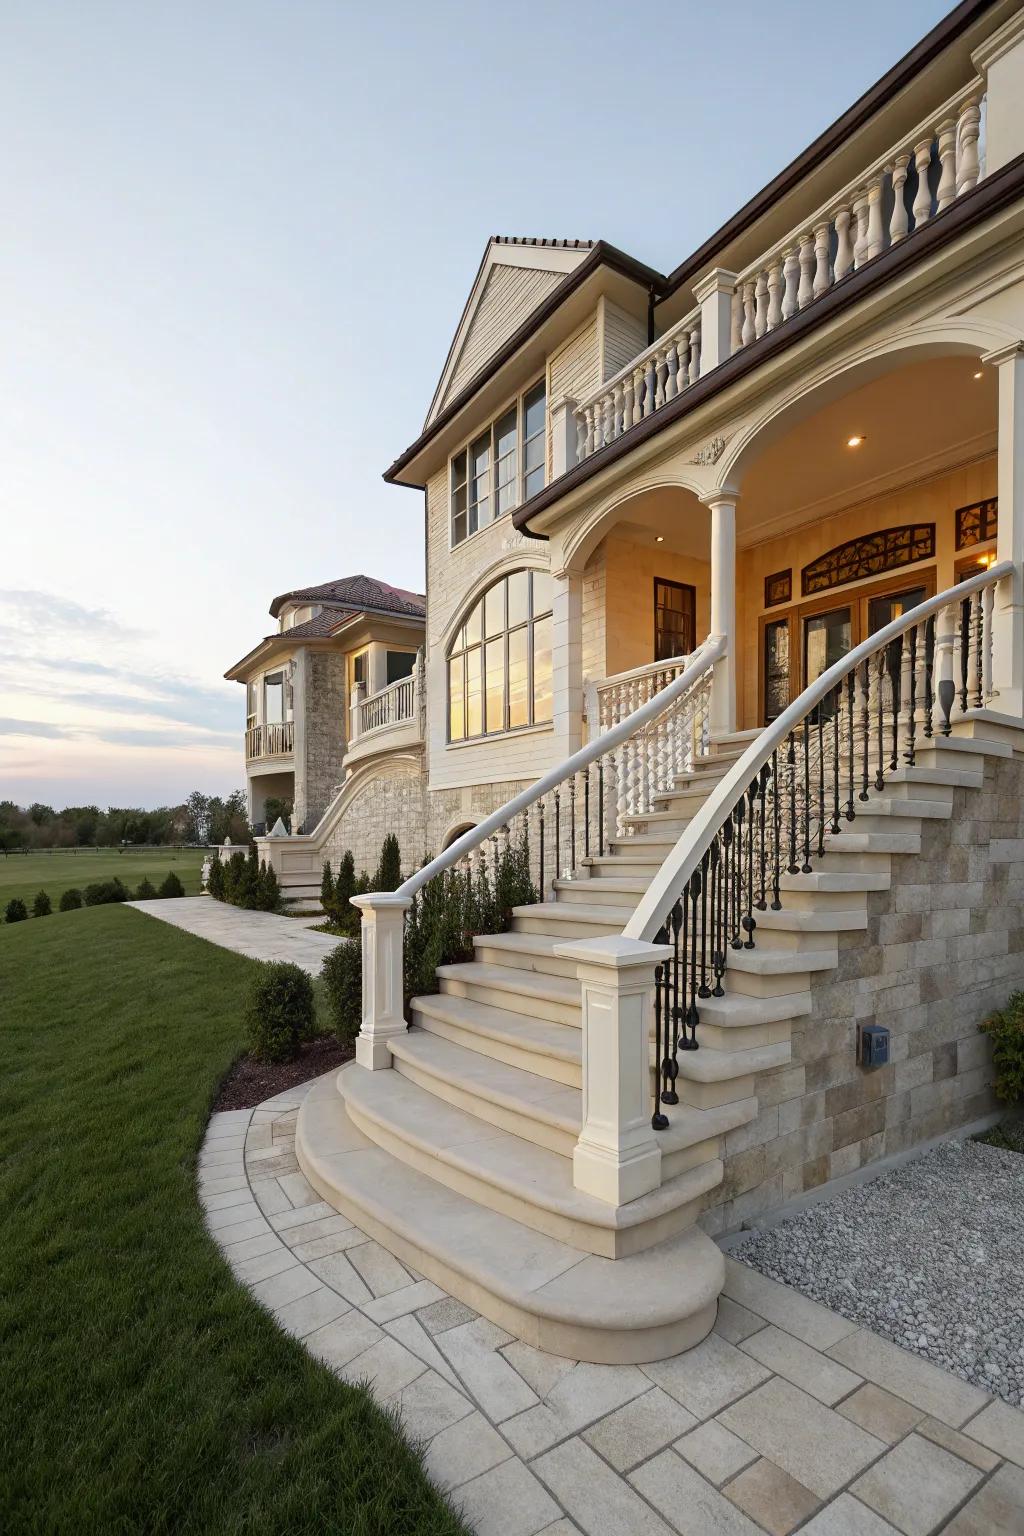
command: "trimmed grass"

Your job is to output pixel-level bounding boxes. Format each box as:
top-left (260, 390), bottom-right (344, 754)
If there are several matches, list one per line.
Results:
top-left (0, 906), bottom-right (466, 1534)
top-left (0, 846), bottom-right (205, 908)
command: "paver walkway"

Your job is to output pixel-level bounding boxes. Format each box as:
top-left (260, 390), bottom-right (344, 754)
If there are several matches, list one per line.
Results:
top-left (129, 896), bottom-right (343, 975)
top-left (201, 1072), bottom-right (1024, 1536)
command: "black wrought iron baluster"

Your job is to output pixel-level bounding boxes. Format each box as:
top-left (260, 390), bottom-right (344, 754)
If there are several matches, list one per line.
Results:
top-left (744, 784), bottom-right (757, 946)
top-left (663, 902), bottom-right (682, 1102)
top-left (787, 733), bottom-right (799, 873)
top-left (924, 615), bottom-right (935, 738)
top-left (597, 758), bottom-right (605, 857)
top-left (959, 596), bottom-right (971, 714)
top-left (553, 787), bottom-right (561, 886)
top-left (890, 638), bottom-right (900, 773)
top-left (876, 653), bottom-right (886, 791)
top-left (710, 842), bottom-right (725, 996)
top-left (538, 796), bottom-right (546, 898)
top-left (905, 626), bottom-right (917, 765)
top-left (680, 879), bottom-right (696, 1051)
top-left (698, 850), bottom-right (711, 997)
top-left (831, 685), bottom-right (842, 833)
top-left (817, 706), bottom-right (826, 858)
top-left (802, 724), bottom-right (812, 873)
top-left (756, 765), bottom-right (768, 911)
top-left (771, 750), bottom-right (782, 909)
top-left (569, 775), bottom-right (577, 876)
top-left (583, 767), bottom-right (590, 860)
top-left (652, 944), bottom-right (668, 1131)
top-left (845, 672), bottom-right (856, 820)
top-left (687, 868), bottom-right (701, 1042)
top-left (732, 800), bottom-right (745, 946)
top-left (860, 660), bottom-right (871, 801)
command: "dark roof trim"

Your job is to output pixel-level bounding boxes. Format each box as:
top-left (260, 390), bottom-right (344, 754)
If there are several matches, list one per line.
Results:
top-left (513, 150), bottom-right (1024, 537)
top-left (384, 241), bottom-right (666, 484)
top-left (658, 0), bottom-right (998, 301)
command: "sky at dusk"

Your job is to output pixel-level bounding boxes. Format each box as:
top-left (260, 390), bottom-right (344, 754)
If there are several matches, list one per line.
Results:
top-left (1, 0), bottom-right (952, 809)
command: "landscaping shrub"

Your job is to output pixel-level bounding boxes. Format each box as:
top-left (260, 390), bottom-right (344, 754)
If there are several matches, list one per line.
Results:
top-left (259, 861), bottom-right (281, 912)
top-left (374, 832), bottom-right (402, 892)
top-left (206, 857), bottom-right (225, 900)
top-left (244, 960), bottom-right (315, 1062)
top-left (321, 849), bottom-right (366, 935)
top-left (981, 991), bottom-right (1024, 1104)
top-left (320, 941), bottom-right (362, 1045)
top-left (321, 860), bottom-right (334, 911)
top-left (5, 898), bottom-right (28, 923)
top-left (84, 879), bottom-right (129, 906)
top-left (221, 850), bottom-right (246, 904)
top-left (134, 878), bottom-right (158, 901)
top-left (59, 888), bottom-right (83, 912)
top-left (158, 871), bottom-right (185, 900)
top-left (32, 890), bottom-right (52, 918)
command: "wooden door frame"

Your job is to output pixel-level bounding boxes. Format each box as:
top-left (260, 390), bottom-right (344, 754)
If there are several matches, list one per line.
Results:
top-left (757, 566), bottom-right (937, 725)
top-left (653, 576), bottom-right (697, 661)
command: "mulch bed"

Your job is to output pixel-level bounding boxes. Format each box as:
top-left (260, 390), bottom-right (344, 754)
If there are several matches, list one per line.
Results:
top-left (213, 1035), bottom-right (354, 1111)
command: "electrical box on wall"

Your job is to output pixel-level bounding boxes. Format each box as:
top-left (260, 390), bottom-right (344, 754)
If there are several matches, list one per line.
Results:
top-left (858, 1023), bottom-right (890, 1069)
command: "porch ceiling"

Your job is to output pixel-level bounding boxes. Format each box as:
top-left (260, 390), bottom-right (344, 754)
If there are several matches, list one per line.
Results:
top-left (737, 355), bottom-right (997, 547)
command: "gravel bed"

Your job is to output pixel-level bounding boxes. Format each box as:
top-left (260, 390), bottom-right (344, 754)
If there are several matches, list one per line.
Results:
top-left (732, 1137), bottom-right (1024, 1406)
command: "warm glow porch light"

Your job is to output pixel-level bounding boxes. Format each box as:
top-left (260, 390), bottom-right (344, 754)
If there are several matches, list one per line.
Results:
top-left (979, 552), bottom-right (994, 566)
top-left (846, 434), bottom-right (865, 448)
top-left (974, 369), bottom-right (984, 379)
top-left (655, 534), bottom-right (664, 542)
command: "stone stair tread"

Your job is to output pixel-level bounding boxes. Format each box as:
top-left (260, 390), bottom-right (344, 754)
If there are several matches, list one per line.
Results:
top-left (693, 990), bottom-right (813, 1025)
top-left (672, 1040), bottom-right (791, 1082)
top-left (725, 944), bottom-right (836, 975)
top-left (824, 831), bottom-right (921, 853)
top-left (412, 992), bottom-right (581, 1064)
top-left (754, 906), bottom-right (867, 932)
top-left (929, 733), bottom-right (1012, 757)
top-left (437, 961), bottom-right (582, 1007)
top-left (509, 901), bottom-right (636, 927)
top-left (341, 1064), bottom-right (722, 1233)
top-left (296, 1072), bottom-right (724, 1362)
top-left (887, 764), bottom-right (983, 788)
top-left (851, 798), bottom-right (952, 819)
top-left (779, 869), bottom-right (891, 892)
top-left (391, 1029), bottom-right (579, 1132)
top-left (553, 875), bottom-right (650, 895)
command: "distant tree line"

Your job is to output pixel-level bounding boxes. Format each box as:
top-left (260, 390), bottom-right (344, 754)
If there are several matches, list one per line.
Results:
top-left (0, 790), bottom-right (249, 851)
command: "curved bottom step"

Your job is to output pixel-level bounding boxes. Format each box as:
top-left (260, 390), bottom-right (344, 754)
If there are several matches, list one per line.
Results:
top-left (296, 1068), bottom-right (723, 1364)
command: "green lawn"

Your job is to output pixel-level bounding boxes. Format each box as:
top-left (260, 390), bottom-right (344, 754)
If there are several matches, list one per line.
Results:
top-left (0, 846), bottom-right (205, 908)
top-left (0, 906), bottom-right (466, 1535)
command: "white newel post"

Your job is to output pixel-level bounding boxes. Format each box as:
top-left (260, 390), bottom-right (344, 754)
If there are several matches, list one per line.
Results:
top-left (349, 682), bottom-right (364, 743)
top-left (554, 935), bottom-right (670, 1205)
top-left (703, 489), bottom-right (738, 735)
top-left (550, 395), bottom-right (579, 477)
top-left (693, 269), bottom-right (737, 373)
top-left (973, 10), bottom-right (1024, 174)
top-left (551, 564), bottom-right (584, 763)
top-left (983, 342), bottom-right (1024, 719)
top-left (352, 892), bottom-right (411, 1070)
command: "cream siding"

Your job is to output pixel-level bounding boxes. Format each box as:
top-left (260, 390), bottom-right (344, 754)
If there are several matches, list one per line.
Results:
top-left (443, 264), bottom-right (564, 408)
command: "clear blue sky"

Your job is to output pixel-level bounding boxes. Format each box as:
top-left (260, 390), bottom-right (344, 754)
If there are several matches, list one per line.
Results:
top-left (0, 0), bottom-right (951, 808)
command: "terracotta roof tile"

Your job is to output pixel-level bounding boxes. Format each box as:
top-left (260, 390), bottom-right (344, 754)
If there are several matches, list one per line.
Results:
top-left (270, 574), bottom-right (426, 620)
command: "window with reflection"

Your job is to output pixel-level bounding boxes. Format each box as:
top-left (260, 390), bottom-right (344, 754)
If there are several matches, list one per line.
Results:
top-left (264, 671), bottom-right (285, 725)
top-left (447, 569), bottom-right (553, 741)
top-left (450, 380), bottom-right (546, 546)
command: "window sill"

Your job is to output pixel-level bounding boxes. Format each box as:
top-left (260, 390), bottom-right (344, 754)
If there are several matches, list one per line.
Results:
top-left (446, 721), bottom-right (553, 751)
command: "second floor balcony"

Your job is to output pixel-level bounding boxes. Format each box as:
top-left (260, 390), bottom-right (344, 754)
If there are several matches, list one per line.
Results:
top-left (245, 719), bottom-right (294, 760)
top-left (346, 655), bottom-right (424, 768)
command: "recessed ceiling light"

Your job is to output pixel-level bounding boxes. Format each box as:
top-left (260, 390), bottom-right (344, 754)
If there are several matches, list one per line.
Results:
top-left (655, 534), bottom-right (664, 543)
top-left (846, 434), bottom-right (865, 448)
top-left (973, 370), bottom-right (984, 379)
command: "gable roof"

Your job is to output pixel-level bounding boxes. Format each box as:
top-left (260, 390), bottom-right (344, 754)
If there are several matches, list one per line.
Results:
top-left (269, 574), bottom-right (425, 620)
top-left (425, 238), bottom-right (596, 428)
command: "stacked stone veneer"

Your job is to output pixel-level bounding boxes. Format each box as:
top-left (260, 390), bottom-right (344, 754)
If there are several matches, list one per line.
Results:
top-left (295, 650), bottom-right (347, 833)
top-left (701, 751), bottom-right (1023, 1237)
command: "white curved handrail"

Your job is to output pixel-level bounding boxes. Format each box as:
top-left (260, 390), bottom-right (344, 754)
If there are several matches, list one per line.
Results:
top-left (396, 633), bottom-right (725, 901)
top-left (626, 562), bottom-right (1012, 942)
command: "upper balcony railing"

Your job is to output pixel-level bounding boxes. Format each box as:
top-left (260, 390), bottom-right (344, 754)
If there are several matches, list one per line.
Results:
top-left (245, 720), bottom-right (294, 760)
top-left (572, 76), bottom-right (986, 463)
top-left (358, 674), bottom-right (417, 735)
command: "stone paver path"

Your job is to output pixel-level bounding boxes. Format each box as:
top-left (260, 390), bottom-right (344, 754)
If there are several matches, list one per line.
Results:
top-left (129, 896), bottom-right (343, 975)
top-left (201, 1073), bottom-right (1024, 1536)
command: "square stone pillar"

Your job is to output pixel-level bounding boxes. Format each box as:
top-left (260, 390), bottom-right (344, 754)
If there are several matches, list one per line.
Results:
top-left (701, 489), bottom-right (738, 735)
top-left (983, 342), bottom-right (1024, 719)
top-left (693, 269), bottom-right (738, 373)
top-left (973, 11), bottom-right (1024, 175)
top-left (554, 934), bottom-right (671, 1206)
top-left (551, 565), bottom-right (584, 763)
top-left (352, 892), bottom-right (412, 1070)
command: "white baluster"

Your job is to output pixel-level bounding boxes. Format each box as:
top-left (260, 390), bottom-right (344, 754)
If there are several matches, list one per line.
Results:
top-left (674, 330), bottom-right (689, 394)
top-left (741, 280), bottom-right (756, 346)
top-left (754, 271), bottom-right (769, 338)
top-left (833, 206), bottom-right (854, 280)
top-left (852, 191), bottom-right (869, 268)
top-left (602, 387), bottom-right (615, 446)
top-left (621, 371), bottom-right (635, 436)
top-left (967, 591), bottom-right (982, 709)
top-left (631, 365), bottom-right (645, 426)
top-left (766, 258), bottom-right (784, 330)
top-left (642, 354), bottom-right (657, 418)
top-left (574, 408), bottom-right (587, 462)
top-left (811, 221), bottom-right (830, 298)
top-left (730, 288), bottom-right (743, 353)
top-left (912, 138), bottom-right (934, 228)
top-left (663, 338), bottom-right (679, 402)
top-left (584, 402), bottom-right (596, 457)
top-left (936, 118), bottom-right (957, 210)
top-left (796, 234), bottom-right (814, 309)
top-left (956, 96), bottom-right (982, 195)
top-left (865, 176), bottom-right (885, 259)
top-left (982, 582), bottom-right (995, 701)
top-left (612, 381), bottom-right (625, 440)
top-left (688, 325), bottom-right (700, 384)
top-left (781, 247), bottom-right (800, 320)
top-left (654, 346), bottom-right (668, 410)
top-left (889, 152), bottom-right (911, 243)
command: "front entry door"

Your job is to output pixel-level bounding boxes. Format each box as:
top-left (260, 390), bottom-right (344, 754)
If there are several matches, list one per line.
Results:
top-left (803, 606), bottom-right (853, 689)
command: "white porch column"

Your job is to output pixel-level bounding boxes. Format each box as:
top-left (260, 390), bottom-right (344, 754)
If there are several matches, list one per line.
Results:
top-left (551, 564), bottom-right (584, 762)
top-left (693, 269), bottom-right (738, 373)
top-left (984, 341), bottom-right (1024, 718)
top-left (352, 892), bottom-right (412, 1070)
top-left (702, 489), bottom-right (738, 735)
top-left (349, 681), bottom-right (364, 742)
top-left (554, 935), bottom-right (670, 1205)
top-left (549, 395), bottom-right (579, 478)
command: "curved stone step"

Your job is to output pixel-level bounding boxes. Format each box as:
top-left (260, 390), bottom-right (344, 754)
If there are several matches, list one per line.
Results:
top-left (511, 901), bottom-right (635, 939)
top-left (411, 992), bottom-right (582, 1085)
top-left (339, 1063), bottom-right (723, 1258)
top-left (474, 931), bottom-right (584, 980)
top-left (437, 961), bottom-right (581, 1027)
top-left (553, 875), bottom-right (651, 906)
top-left (295, 1071), bottom-right (723, 1364)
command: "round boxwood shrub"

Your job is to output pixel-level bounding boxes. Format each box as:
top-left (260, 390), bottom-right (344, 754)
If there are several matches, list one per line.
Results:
top-left (59, 888), bottom-right (83, 912)
top-left (320, 940), bottom-right (362, 1046)
top-left (134, 877), bottom-right (158, 901)
top-left (32, 890), bottom-right (52, 917)
top-left (84, 878), bottom-right (129, 906)
top-left (244, 960), bottom-right (315, 1063)
top-left (158, 871), bottom-right (185, 899)
top-left (5, 898), bottom-right (28, 923)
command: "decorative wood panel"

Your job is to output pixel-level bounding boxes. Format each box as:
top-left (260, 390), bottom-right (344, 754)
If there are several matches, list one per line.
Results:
top-left (764, 569), bottom-right (792, 608)
top-left (955, 498), bottom-right (998, 551)
top-left (801, 525), bottom-right (935, 597)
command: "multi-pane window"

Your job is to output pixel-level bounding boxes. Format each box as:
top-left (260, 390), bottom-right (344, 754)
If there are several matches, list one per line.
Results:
top-left (264, 671), bottom-right (285, 725)
top-left (450, 380), bottom-right (546, 546)
top-left (447, 569), bottom-right (553, 741)
top-left (386, 650), bottom-right (417, 684)
top-left (246, 682), bottom-right (257, 728)
top-left (654, 579), bottom-right (696, 661)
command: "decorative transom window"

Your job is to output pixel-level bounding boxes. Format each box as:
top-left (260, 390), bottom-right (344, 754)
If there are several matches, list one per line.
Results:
top-left (801, 525), bottom-right (935, 597)
top-left (955, 498), bottom-right (998, 551)
top-left (448, 569), bottom-right (553, 741)
top-left (450, 381), bottom-right (546, 546)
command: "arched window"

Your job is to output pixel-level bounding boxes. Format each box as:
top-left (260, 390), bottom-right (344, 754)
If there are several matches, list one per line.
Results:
top-left (448, 569), bottom-right (553, 742)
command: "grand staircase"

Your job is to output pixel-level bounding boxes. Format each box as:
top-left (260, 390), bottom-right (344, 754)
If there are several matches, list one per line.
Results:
top-left (297, 569), bottom-right (1018, 1364)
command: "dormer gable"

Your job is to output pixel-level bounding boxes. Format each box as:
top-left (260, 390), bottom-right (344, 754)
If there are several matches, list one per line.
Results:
top-left (426, 237), bottom-right (593, 428)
